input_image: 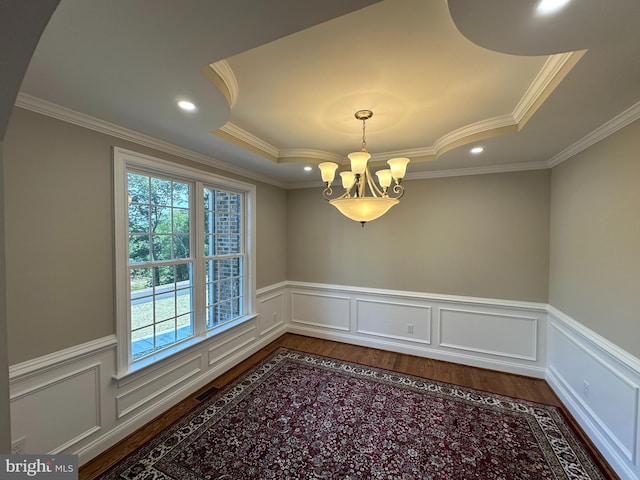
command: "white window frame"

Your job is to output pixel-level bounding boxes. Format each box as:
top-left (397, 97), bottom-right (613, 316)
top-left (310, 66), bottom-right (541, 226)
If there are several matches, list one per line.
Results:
top-left (113, 147), bottom-right (256, 377)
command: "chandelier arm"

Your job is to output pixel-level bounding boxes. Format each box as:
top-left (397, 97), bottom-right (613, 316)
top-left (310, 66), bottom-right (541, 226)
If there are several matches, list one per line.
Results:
top-left (355, 174), bottom-right (366, 198)
top-left (365, 167), bottom-right (384, 198)
top-left (324, 185), bottom-right (353, 201)
top-left (391, 183), bottom-right (405, 199)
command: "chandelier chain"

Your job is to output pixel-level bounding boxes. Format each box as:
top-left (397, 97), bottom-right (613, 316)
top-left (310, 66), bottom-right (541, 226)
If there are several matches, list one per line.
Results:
top-left (361, 117), bottom-right (367, 152)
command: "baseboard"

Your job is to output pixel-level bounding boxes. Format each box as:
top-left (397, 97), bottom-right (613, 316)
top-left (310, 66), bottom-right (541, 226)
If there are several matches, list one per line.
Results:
top-left (287, 324), bottom-right (547, 378)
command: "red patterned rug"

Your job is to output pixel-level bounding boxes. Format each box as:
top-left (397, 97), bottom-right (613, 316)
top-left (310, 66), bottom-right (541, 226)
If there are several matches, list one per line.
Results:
top-left (100, 348), bottom-right (607, 479)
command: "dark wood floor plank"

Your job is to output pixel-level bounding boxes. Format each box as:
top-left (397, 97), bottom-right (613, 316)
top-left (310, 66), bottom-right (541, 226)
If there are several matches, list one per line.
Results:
top-left (79, 333), bottom-right (619, 480)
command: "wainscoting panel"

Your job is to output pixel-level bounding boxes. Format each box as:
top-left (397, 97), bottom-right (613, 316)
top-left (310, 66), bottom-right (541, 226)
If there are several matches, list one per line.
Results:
top-left (207, 324), bottom-right (258, 366)
top-left (8, 284), bottom-right (289, 465)
top-left (290, 290), bottom-right (351, 332)
top-left (546, 306), bottom-right (640, 480)
top-left (287, 282), bottom-right (547, 378)
top-left (355, 298), bottom-right (431, 344)
top-left (438, 308), bottom-right (538, 360)
top-left (11, 364), bottom-right (101, 454)
top-left (257, 288), bottom-right (286, 336)
top-left (116, 355), bottom-right (202, 419)
top-left (9, 337), bottom-right (116, 457)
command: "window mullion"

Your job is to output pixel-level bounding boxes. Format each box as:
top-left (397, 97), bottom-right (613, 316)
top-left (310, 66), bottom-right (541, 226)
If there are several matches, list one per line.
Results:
top-left (193, 181), bottom-right (206, 336)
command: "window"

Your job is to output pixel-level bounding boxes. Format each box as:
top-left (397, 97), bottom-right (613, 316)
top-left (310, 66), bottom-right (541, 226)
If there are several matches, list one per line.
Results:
top-left (114, 148), bottom-right (255, 374)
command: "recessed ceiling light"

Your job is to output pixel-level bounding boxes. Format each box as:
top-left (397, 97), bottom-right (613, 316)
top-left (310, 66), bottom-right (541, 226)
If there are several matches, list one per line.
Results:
top-left (470, 146), bottom-right (484, 155)
top-left (177, 100), bottom-right (197, 112)
top-left (304, 166), bottom-right (313, 172)
top-left (536, 0), bottom-right (570, 15)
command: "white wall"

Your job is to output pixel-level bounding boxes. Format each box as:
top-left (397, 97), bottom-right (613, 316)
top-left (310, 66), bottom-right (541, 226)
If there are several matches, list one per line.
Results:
top-left (547, 307), bottom-right (640, 480)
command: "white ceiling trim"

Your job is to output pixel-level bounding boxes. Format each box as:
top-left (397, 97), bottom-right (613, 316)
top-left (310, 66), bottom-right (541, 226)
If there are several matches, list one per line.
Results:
top-left (512, 52), bottom-right (580, 124)
top-left (279, 148), bottom-right (344, 163)
top-left (289, 161), bottom-right (550, 189)
top-left (216, 52), bottom-right (581, 165)
top-left (208, 60), bottom-right (238, 108)
top-left (218, 122), bottom-right (280, 158)
top-left (547, 99), bottom-right (640, 167)
top-left (15, 93), bottom-right (287, 188)
top-left (15, 92), bottom-right (640, 189)
top-left (433, 115), bottom-right (515, 154)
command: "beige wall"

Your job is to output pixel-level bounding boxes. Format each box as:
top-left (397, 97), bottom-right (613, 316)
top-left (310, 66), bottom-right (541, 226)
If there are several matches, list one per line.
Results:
top-left (549, 119), bottom-right (640, 358)
top-left (288, 170), bottom-right (551, 302)
top-left (3, 108), bottom-right (288, 364)
top-left (8, 104), bottom-right (638, 365)
top-left (0, 141), bottom-right (11, 452)
top-left (256, 181), bottom-right (288, 288)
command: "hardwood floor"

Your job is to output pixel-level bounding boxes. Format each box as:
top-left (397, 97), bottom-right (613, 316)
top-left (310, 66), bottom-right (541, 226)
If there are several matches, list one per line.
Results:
top-left (79, 333), bottom-right (619, 480)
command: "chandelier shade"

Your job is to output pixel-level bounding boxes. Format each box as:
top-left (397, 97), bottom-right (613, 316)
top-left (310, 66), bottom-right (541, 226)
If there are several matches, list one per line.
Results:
top-left (319, 109), bottom-right (410, 225)
top-left (329, 197), bottom-right (399, 223)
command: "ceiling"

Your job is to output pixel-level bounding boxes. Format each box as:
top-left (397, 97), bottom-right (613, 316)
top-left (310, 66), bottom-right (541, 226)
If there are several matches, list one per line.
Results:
top-left (17, 0), bottom-right (640, 188)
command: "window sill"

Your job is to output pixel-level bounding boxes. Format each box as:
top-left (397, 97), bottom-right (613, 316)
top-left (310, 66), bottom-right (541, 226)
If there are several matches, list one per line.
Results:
top-left (113, 313), bottom-right (258, 385)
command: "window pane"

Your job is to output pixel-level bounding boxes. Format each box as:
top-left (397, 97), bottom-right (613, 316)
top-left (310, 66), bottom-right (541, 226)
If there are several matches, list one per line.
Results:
top-left (129, 234), bottom-right (150, 264)
top-left (151, 177), bottom-right (172, 206)
top-left (128, 204), bottom-right (149, 233)
top-left (205, 256), bottom-right (243, 329)
top-left (153, 207), bottom-right (172, 234)
top-left (155, 319), bottom-right (176, 349)
top-left (131, 299), bottom-right (154, 329)
top-left (128, 172), bottom-right (150, 204)
top-left (173, 182), bottom-right (190, 208)
top-left (130, 268), bottom-right (152, 296)
top-left (174, 234), bottom-right (190, 259)
top-left (131, 325), bottom-right (154, 361)
top-left (176, 287), bottom-right (193, 316)
top-left (155, 265), bottom-right (174, 287)
top-left (173, 208), bottom-right (189, 233)
top-left (217, 190), bottom-right (240, 214)
top-left (154, 293), bottom-right (175, 322)
top-left (152, 235), bottom-right (171, 261)
top-left (175, 263), bottom-right (191, 283)
top-left (177, 314), bottom-right (193, 340)
top-left (129, 262), bottom-right (194, 360)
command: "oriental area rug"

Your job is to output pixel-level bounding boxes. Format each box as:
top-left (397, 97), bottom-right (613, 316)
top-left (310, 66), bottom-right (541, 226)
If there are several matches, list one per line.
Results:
top-left (99, 348), bottom-right (607, 480)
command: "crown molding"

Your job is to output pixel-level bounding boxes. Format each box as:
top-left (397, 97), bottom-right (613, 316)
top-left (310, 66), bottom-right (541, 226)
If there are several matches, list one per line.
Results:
top-left (513, 51), bottom-right (581, 124)
top-left (288, 160), bottom-right (550, 189)
top-left (547, 99), bottom-right (640, 167)
top-left (407, 161), bottom-right (549, 180)
top-left (211, 52), bottom-right (581, 165)
top-left (434, 115), bottom-right (516, 153)
top-left (15, 93), bottom-right (287, 188)
top-left (279, 148), bottom-right (344, 163)
top-left (208, 60), bottom-right (238, 108)
top-left (218, 122), bottom-right (280, 158)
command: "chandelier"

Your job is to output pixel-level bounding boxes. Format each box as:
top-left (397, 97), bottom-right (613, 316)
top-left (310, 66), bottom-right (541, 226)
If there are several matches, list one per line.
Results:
top-left (318, 110), bottom-right (410, 225)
